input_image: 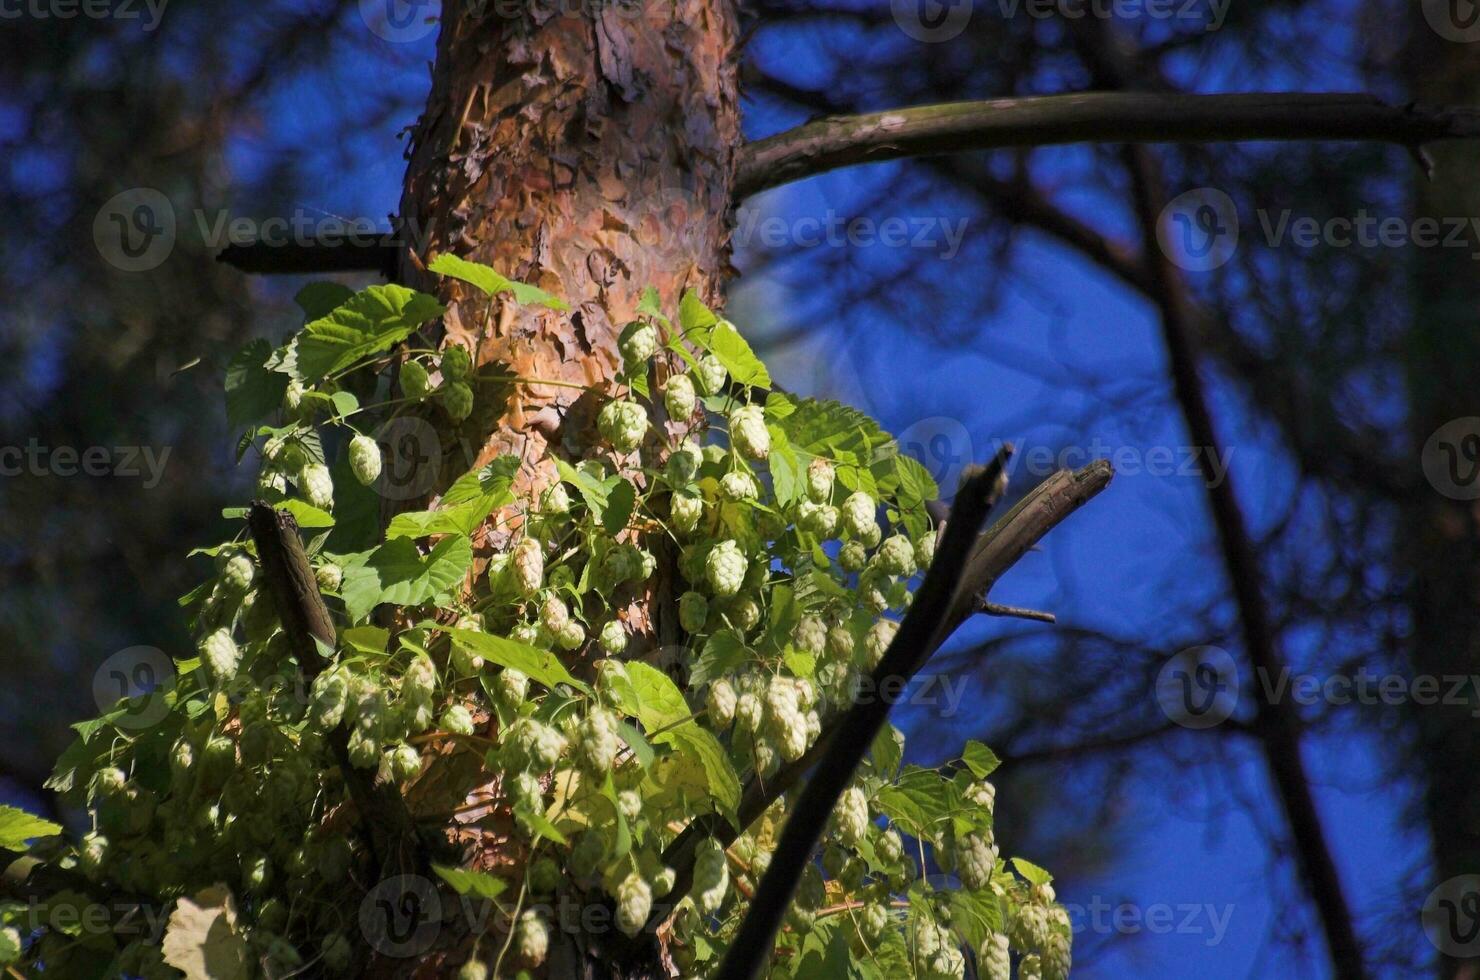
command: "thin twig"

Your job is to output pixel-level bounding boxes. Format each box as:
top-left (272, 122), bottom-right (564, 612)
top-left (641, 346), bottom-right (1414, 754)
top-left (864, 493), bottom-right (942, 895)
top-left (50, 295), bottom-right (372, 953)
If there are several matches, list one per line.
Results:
top-left (979, 601), bottom-right (1056, 624)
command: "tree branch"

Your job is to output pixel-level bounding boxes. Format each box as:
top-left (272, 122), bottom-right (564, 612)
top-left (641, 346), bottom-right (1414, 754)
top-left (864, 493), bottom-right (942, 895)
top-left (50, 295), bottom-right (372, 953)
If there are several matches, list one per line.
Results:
top-left (712, 458), bottom-right (1010, 980)
top-left (653, 460), bottom-right (1113, 940)
top-left (735, 92), bottom-right (1480, 198)
top-left (216, 236), bottom-right (399, 277)
top-left (247, 502), bottom-right (424, 875)
top-left (1121, 148), bottom-right (1368, 979)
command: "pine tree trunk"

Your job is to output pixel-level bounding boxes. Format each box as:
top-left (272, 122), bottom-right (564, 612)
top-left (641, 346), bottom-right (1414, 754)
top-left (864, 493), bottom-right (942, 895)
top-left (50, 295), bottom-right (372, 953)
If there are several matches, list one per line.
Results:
top-left (1403, 18), bottom-right (1480, 976)
top-left (388, 6), bottom-right (739, 976)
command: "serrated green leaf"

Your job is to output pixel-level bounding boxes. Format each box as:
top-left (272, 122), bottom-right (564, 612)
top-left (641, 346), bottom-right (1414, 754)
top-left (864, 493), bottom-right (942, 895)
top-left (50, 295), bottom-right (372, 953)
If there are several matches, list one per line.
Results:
top-left (340, 535), bottom-right (472, 622)
top-left (603, 478), bottom-right (636, 534)
top-left (708, 321), bottom-right (771, 390)
top-left (654, 723), bottom-right (739, 823)
top-left (428, 254), bottom-right (568, 309)
top-left (296, 284), bottom-right (444, 381)
top-left (678, 290), bottom-right (718, 337)
top-left (224, 339), bottom-right (289, 427)
top-left (444, 628), bottom-right (588, 693)
top-left (961, 740), bottom-right (1000, 779)
top-left (1011, 856), bottom-right (1053, 886)
top-left (871, 724), bottom-right (904, 778)
top-left (689, 630), bottom-right (751, 688)
top-left (279, 498), bottom-right (335, 529)
top-left (294, 282), bottom-right (355, 320)
top-left (0, 805), bottom-right (62, 849)
top-left (433, 864), bottom-right (509, 899)
top-left (624, 662), bottom-right (691, 732)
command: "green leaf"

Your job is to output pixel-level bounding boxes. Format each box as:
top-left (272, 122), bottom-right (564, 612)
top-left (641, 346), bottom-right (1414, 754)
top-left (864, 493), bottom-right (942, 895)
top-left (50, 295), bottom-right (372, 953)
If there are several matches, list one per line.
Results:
top-left (341, 626), bottom-right (390, 656)
top-left (961, 740), bottom-right (1000, 779)
top-left (624, 662), bottom-right (691, 732)
top-left (519, 805), bottom-right (570, 845)
top-left (433, 864), bottom-right (509, 899)
top-left (636, 286), bottom-right (669, 325)
top-left (871, 724), bottom-right (904, 778)
top-left (386, 457), bottom-right (518, 540)
top-left (444, 628), bottom-right (588, 693)
top-left (603, 478), bottom-right (636, 535)
top-left (768, 427), bottom-right (801, 506)
top-left (618, 721), bottom-right (655, 768)
top-left (294, 282), bottom-right (355, 320)
top-left (653, 723), bottom-right (740, 824)
top-left (689, 630), bottom-right (751, 688)
top-left (224, 339), bottom-right (288, 427)
top-left (340, 535), bottom-right (472, 622)
top-left (948, 888), bottom-right (1004, 949)
top-left (1011, 857), bottom-right (1053, 886)
top-left (428, 253), bottom-right (568, 310)
top-left (0, 805), bottom-right (62, 849)
top-left (279, 499), bottom-right (335, 529)
top-left (678, 290), bottom-right (719, 336)
top-left (708, 320), bottom-right (771, 390)
top-left (296, 284), bottom-right (444, 381)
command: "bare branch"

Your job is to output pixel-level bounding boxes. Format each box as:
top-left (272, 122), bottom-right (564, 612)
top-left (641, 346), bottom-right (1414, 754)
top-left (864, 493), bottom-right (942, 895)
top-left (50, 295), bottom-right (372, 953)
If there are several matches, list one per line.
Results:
top-left (1122, 148), bottom-right (1368, 979)
top-left (735, 93), bottom-right (1480, 198)
top-left (652, 460), bottom-right (1113, 940)
top-left (712, 456), bottom-right (1011, 980)
top-left (216, 236), bottom-right (399, 277)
